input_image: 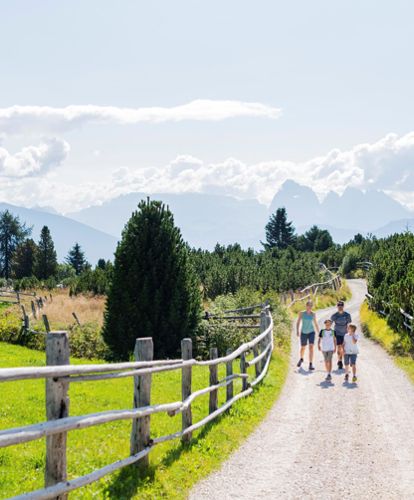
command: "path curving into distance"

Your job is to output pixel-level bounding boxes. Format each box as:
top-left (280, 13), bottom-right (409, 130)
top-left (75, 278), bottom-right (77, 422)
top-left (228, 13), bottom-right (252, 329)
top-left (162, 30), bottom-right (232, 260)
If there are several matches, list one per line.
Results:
top-left (190, 280), bottom-right (414, 499)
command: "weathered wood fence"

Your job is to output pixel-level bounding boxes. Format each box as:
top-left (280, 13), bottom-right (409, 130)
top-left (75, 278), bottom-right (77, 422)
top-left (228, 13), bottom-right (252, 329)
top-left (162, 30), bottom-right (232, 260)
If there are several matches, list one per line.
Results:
top-left (287, 274), bottom-right (342, 308)
top-left (0, 304), bottom-right (273, 500)
top-left (365, 293), bottom-right (414, 334)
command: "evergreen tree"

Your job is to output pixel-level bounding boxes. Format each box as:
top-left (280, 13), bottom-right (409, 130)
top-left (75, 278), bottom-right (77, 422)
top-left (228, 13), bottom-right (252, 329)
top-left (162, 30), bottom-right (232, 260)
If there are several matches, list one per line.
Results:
top-left (103, 199), bottom-right (201, 360)
top-left (66, 243), bottom-right (87, 275)
top-left (264, 207), bottom-right (295, 249)
top-left (35, 226), bottom-right (58, 279)
top-left (0, 210), bottom-right (31, 279)
top-left (13, 239), bottom-right (37, 278)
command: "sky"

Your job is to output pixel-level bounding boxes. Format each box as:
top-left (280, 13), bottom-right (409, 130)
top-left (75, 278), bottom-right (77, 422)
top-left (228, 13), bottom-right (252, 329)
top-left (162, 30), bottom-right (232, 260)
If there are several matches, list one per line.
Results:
top-left (0, 0), bottom-right (414, 213)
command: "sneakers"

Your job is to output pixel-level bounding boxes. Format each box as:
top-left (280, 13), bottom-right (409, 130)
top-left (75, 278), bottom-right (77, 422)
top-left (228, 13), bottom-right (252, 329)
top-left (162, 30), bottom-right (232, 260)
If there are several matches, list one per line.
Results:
top-left (352, 376), bottom-right (358, 383)
top-left (325, 373), bottom-right (332, 381)
top-left (344, 373), bottom-right (349, 382)
top-left (338, 360), bottom-right (343, 370)
top-left (297, 358), bottom-right (303, 368)
top-left (309, 363), bottom-right (315, 371)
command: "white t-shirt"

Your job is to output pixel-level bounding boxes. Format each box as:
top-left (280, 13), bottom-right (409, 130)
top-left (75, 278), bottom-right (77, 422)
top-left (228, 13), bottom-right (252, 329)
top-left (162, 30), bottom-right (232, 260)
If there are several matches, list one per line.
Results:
top-left (343, 333), bottom-right (359, 354)
top-left (319, 329), bottom-right (335, 352)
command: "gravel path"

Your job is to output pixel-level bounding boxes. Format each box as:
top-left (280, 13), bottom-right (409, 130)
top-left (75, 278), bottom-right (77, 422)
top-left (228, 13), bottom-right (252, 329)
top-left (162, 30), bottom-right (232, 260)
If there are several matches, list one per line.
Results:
top-left (190, 280), bottom-right (414, 499)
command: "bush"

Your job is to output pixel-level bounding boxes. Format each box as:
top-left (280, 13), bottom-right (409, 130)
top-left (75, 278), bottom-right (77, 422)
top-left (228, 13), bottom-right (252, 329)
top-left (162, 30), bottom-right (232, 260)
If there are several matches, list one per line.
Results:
top-left (69, 323), bottom-right (109, 359)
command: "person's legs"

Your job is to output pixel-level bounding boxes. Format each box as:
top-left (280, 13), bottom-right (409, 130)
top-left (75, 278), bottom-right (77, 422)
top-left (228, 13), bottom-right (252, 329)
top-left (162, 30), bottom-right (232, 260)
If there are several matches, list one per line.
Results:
top-left (344, 354), bottom-right (350, 380)
top-left (308, 332), bottom-right (315, 369)
top-left (351, 355), bottom-right (357, 380)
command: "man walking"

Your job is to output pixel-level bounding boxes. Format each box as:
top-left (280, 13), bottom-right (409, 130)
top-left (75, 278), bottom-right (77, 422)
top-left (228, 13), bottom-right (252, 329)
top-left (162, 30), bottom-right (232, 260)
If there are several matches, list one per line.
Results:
top-left (331, 300), bottom-right (352, 370)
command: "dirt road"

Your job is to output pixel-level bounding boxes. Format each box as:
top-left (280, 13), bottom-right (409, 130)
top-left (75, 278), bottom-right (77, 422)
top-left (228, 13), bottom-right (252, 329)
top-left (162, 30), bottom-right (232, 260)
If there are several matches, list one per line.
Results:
top-left (190, 280), bottom-right (414, 499)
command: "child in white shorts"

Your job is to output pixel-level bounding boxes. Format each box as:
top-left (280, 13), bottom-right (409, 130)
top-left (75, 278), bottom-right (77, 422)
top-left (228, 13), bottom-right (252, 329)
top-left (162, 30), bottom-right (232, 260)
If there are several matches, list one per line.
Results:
top-left (318, 319), bottom-right (337, 381)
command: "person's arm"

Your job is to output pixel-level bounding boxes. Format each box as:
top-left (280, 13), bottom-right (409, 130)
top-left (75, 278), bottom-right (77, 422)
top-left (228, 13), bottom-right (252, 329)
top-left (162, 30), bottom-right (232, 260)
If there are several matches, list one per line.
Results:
top-left (334, 335), bottom-right (337, 351)
top-left (296, 312), bottom-right (302, 337)
top-left (352, 333), bottom-right (359, 344)
top-left (318, 330), bottom-right (322, 351)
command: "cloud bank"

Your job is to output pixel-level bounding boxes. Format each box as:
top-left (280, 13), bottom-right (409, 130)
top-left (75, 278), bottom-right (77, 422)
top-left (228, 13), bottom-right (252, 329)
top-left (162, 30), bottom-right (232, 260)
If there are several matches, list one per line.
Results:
top-left (0, 138), bottom-right (69, 177)
top-left (0, 100), bottom-right (282, 134)
top-left (0, 131), bottom-right (413, 213)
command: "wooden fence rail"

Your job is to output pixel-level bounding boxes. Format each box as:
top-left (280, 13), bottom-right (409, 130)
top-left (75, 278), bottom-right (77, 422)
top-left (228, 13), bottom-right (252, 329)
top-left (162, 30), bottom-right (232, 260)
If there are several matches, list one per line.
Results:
top-left (365, 293), bottom-right (413, 333)
top-left (288, 274), bottom-right (341, 308)
top-left (0, 305), bottom-right (274, 500)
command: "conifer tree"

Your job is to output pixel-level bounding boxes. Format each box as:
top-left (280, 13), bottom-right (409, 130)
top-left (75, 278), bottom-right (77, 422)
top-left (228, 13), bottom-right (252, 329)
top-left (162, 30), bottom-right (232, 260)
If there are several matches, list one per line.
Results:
top-left (66, 243), bottom-right (87, 275)
top-left (0, 210), bottom-right (31, 279)
top-left (264, 207), bottom-right (295, 249)
top-left (35, 226), bottom-right (58, 279)
top-left (103, 199), bottom-right (201, 360)
top-left (13, 239), bottom-right (38, 278)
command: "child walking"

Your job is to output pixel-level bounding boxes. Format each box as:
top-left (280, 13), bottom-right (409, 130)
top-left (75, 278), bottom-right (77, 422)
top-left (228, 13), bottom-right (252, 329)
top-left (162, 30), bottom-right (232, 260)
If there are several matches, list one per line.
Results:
top-left (318, 319), bottom-right (337, 381)
top-left (343, 324), bottom-right (359, 382)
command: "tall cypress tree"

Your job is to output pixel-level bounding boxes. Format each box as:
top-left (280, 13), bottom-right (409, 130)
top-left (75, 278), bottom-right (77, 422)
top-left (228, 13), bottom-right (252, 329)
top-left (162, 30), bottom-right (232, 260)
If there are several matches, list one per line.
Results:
top-left (66, 243), bottom-right (87, 275)
top-left (35, 226), bottom-right (58, 279)
top-left (103, 199), bottom-right (201, 360)
top-left (263, 207), bottom-right (295, 249)
top-left (0, 210), bottom-right (32, 279)
top-left (13, 239), bottom-right (38, 278)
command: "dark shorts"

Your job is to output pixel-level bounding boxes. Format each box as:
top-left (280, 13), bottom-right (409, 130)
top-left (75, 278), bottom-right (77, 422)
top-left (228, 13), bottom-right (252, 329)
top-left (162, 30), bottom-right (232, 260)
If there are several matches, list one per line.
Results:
top-left (300, 332), bottom-right (315, 346)
top-left (344, 353), bottom-right (357, 365)
top-left (335, 334), bottom-right (345, 345)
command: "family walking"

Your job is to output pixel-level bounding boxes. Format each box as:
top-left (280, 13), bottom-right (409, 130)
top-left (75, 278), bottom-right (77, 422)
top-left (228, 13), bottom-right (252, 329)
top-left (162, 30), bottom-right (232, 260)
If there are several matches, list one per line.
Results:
top-left (296, 300), bottom-right (359, 382)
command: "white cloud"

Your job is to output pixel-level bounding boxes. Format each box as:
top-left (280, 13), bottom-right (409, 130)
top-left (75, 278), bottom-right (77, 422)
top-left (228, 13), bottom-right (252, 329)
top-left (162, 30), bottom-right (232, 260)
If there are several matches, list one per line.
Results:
top-left (0, 138), bottom-right (69, 177)
top-left (0, 100), bottom-right (282, 134)
top-left (0, 131), bottom-right (413, 214)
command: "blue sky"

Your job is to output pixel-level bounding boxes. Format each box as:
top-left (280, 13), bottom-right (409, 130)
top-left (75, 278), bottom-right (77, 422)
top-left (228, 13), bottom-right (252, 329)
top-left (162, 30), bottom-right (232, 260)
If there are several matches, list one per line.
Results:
top-left (0, 0), bottom-right (413, 212)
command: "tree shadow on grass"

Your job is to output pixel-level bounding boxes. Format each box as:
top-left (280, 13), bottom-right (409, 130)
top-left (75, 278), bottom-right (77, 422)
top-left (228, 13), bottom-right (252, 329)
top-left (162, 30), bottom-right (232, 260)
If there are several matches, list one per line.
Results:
top-left (105, 419), bottom-right (220, 499)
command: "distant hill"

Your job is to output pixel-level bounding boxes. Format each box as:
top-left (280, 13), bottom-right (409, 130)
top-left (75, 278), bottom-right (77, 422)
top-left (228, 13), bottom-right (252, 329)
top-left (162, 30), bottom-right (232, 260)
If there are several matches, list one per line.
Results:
top-left (67, 193), bottom-right (268, 250)
top-left (373, 218), bottom-right (414, 238)
top-left (0, 203), bottom-right (117, 264)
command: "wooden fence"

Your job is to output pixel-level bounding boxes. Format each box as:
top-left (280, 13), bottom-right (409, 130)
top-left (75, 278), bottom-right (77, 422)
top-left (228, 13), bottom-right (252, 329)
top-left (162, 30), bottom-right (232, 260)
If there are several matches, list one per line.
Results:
top-left (0, 304), bottom-right (273, 499)
top-left (365, 293), bottom-right (413, 334)
top-left (287, 274), bottom-right (342, 308)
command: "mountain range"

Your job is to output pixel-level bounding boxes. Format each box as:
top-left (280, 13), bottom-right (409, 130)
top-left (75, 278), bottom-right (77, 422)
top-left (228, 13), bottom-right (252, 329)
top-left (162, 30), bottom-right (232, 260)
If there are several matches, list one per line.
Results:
top-left (1, 181), bottom-right (413, 264)
top-left (0, 203), bottom-right (117, 264)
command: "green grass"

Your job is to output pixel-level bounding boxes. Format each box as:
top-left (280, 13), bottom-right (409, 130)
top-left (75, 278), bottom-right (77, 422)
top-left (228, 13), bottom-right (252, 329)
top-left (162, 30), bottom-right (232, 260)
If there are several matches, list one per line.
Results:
top-left (0, 327), bottom-right (290, 499)
top-left (290, 280), bottom-right (352, 314)
top-left (360, 302), bottom-right (414, 385)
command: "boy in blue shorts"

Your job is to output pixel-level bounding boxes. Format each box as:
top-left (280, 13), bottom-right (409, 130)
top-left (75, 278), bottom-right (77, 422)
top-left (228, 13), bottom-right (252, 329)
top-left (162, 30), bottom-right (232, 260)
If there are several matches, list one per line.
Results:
top-left (343, 323), bottom-right (359, 383)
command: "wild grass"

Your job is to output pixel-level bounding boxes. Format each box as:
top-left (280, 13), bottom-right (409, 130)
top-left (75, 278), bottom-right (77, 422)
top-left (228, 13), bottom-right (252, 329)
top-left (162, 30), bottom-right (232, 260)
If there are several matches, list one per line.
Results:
top-left (360, 301), bottom-right (414, 385)
top-left (290, 280), bottom-right (352, 315)
top-left (0, 315), bottom-right (290, 499)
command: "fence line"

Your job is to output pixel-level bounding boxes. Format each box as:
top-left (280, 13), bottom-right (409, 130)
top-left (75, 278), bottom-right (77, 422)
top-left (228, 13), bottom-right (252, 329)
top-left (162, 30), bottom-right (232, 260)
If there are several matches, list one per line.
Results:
top-left (0, 305), bottom-right (274, 500)
top-left (365, 293), bottom-right (413, 333)
top-left (288, 274), bottom-right (342, 308)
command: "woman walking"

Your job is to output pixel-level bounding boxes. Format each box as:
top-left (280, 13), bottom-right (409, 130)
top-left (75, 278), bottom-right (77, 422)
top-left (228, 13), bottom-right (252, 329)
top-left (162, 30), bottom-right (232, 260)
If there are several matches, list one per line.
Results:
top-left (296, 300), bottom-right (319, 371)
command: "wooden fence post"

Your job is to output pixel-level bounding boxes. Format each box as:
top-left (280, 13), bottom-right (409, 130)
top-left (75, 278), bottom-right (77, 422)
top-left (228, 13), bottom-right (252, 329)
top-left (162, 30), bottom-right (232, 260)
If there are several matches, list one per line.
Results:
top-left (240, 352), bottom-right (248, 391)
top-left (259, 310), bottom-right (267, 372)
top-left (181, 338), bottom-right (192, 443)
top-left (252, 343), bottom-right (260, 378)
top-left (226, 348), bottom-right (233, 401)
top-left (43, 314), bottom-right (51, 333)
top-left (31, 300), bottom-right (37, 319)
top-left (45, 331), bottom-right (70, 500)
top-left (209, 347), bottom-right (218, 414)
top-left (130, 337), bottom-right (153, 467)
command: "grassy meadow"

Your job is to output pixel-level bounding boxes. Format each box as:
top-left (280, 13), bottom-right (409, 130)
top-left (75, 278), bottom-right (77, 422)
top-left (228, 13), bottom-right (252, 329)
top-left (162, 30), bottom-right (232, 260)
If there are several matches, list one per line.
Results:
top-left (0, 316), bottom-right (290, 499)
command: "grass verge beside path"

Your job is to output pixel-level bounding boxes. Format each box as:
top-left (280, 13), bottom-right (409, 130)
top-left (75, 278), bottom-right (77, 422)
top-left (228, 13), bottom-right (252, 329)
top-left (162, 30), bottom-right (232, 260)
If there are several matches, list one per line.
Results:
top-left (0, 327), bottom-right (290, 499)
top-left (290, 280), bottom-right (352, 315)
top-left (360, 302), bottom-right (414, 384)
